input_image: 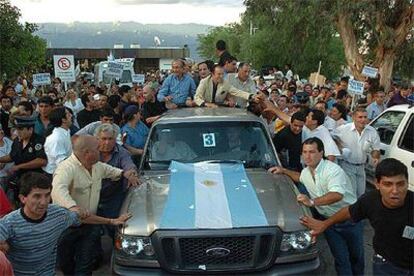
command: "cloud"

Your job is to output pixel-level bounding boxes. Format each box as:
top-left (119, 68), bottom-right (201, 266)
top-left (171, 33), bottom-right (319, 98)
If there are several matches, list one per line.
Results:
top-left (115, 0), bottom-right (242, 7)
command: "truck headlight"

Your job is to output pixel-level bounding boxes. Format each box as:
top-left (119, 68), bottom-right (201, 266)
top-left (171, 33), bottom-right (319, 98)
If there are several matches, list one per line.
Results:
top-left (115, 235), bottom-right (156, 259)
top-left (280, 231), bottom-right (312, 252)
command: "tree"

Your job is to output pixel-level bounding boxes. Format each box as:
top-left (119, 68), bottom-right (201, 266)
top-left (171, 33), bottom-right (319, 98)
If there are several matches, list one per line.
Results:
top-left (324, 0), bottom-right (414, 89)
top-left (197, 23), bottom-right (244, 62)
top-left (0, 0), bottom-right (46, 80)
top-left (198, 0), bottom-right (347, 80)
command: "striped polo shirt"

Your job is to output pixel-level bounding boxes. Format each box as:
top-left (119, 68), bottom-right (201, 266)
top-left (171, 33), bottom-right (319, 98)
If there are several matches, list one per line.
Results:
top-left (0, 204), bottom-right (80, 275)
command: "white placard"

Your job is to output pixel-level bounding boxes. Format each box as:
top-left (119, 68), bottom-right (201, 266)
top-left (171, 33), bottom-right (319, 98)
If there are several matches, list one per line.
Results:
top-left (132, 74), bottom-right (145, 84)
top-left (105, 61), bottom-right (124, 78)
top-left (202, 133), bottom-right (216, 147)
top-left (362, 65), bottom-right (379, 78)
top-left (53, 55), bottom-right (75, 82)
top-left (32, 73), bottom-right (51, 86)
top-left (348, 79), bottom-right (365, 95)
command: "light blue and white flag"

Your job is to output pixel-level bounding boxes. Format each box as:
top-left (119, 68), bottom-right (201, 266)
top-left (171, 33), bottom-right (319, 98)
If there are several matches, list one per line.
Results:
top-left (160, 161), bottom-right (268, 229)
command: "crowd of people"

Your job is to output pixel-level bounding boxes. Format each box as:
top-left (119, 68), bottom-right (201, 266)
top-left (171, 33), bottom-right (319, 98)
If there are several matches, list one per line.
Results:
top-left (0, 39), bottom-right (412, 275)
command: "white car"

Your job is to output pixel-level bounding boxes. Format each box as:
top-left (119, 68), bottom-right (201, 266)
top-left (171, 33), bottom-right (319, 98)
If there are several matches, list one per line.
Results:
top-left (366, 104), bottom-right (414, 191)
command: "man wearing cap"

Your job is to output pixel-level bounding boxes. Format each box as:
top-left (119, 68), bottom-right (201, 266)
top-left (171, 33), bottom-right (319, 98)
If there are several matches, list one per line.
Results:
top-left (0, 116), bottom-right (47, 199)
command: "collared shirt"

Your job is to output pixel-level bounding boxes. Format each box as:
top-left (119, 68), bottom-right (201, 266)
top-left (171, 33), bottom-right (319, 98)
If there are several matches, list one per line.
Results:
top-left (100, 144), bottom-right (136, 201)
top-left (227, 73), bottom-right (256, 108)
top-left (332, 122), bottom-right (381, 164)
top-left (300, 159), bottom-right (356, 217)
top-left (366, 101), bottom-right (386, 120)
top-left (157, 74), bottom-right (196, 105)
top-left (51, 153), bottom-right (123, 214)
top-left (43, 127), bottom-right (72, 174)
top-left (34, 115), bottom-right (49, 137)
top-left (76, 121), bottom-right (122, 144)
top-left (302, 125), bottom-right (341, 157)
top-left (121, 121), bottom-right (149, 149)
top-left (324, 115), bottom-right (337, 133)
top-left (10, 133), bottom-right (47, 177)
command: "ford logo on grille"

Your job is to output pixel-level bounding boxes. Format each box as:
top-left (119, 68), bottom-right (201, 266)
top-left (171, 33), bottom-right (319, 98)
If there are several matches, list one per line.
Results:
top-left (206, 247), bottom-right (231, 258)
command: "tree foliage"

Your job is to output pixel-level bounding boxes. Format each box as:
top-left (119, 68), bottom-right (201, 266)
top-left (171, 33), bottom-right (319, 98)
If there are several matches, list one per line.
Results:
top-left (322, 0), bottom-right (414, 88)
top-left (0, 0), bottom-right (46, 80)
top-left (197, 0), bottom-right (414, 84)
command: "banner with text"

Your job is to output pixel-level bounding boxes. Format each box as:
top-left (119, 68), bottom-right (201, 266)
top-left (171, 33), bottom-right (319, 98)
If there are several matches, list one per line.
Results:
top-left (362, 65), bottom-right (379, 78)
top-left (348, 79), bottom-right (365, 95)
top-left (132, 74), bottom-right (145, 84)
top-left (105, 62), bottom-right (124, 78)
top-left (32, 73), bottom-right (51, 86)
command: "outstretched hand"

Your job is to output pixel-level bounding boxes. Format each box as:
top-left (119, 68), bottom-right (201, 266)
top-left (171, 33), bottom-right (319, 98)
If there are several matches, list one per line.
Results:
top-left (111, 213), bottom-right (133, 226)
top-left (300, 215), bottom-right (326, 238)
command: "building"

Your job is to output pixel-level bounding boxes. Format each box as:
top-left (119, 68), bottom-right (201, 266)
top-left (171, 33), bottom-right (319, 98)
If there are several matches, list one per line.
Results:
top-left (46, 47), bottom-right (190, 73)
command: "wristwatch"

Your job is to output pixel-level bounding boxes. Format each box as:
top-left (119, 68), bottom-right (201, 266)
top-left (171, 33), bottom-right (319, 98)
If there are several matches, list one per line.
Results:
top-left (309, 199), bottom-right (315, 207)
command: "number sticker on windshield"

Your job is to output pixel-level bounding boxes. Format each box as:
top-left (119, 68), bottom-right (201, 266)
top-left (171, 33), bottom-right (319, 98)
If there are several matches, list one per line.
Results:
top-left (202, 133), bottom-right (216, 147)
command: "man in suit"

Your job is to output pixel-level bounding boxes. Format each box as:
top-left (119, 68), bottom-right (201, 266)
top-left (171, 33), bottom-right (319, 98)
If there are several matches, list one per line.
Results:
top-left (194, 65), bottom-right (261, 108)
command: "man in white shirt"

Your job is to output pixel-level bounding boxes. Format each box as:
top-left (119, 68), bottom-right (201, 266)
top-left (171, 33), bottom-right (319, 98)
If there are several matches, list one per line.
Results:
top-left (332, 107), bottom-right (381, 197)
top-left (227, 63), bottom-right (257, 108)
top-left (314, 100), bottom-right (337, 133)
top-left (43, 107), bottom-right (73, 176)
top-left (268, 137), bottom-right (363, 275)
top-left (302, 109), bottom-right (341, 161)
top-left (261, 102), bottom-right (340, 161)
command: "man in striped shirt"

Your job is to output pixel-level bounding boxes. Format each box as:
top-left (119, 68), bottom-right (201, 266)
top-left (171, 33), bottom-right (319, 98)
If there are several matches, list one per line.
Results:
top-left (0, 172), bottom-right (130, 275)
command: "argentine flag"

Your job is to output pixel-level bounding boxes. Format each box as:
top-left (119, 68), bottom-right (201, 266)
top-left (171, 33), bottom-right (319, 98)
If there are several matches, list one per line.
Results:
top-left (160, 161), bottom-right (269, 229)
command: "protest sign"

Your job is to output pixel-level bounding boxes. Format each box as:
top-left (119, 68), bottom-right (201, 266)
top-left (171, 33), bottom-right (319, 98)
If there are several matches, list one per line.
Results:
top-left (348, 79), bottom-right (365, 95)
top-left (362, 65), bottom-right (379, 78)
top-left (32, 73), bottom-right (51, 86)
top-left (105, 62), bottom-right (124, 78)
top-left (132, 74), bottom-right (145, 84)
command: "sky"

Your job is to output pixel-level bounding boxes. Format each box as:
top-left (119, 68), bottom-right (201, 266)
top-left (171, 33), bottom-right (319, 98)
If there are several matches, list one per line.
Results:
top-left (10, 0), bottom-right (245, 26)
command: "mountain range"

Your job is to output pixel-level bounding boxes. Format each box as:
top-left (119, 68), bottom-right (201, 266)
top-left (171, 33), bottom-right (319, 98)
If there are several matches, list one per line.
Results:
top-left (34, 22), bottom-right (213, 60)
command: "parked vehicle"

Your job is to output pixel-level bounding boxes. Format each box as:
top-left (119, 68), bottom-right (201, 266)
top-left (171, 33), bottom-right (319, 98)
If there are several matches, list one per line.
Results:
top-left (94, 58), bottom-right (135, 88)
top-left (366, 104), bottom-right (414, 191)
top-left (112, 108), bottom-right (319, 275)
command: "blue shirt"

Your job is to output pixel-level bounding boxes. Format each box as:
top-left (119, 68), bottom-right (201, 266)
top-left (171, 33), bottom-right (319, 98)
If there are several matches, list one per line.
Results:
top-left (366, 101), bottom-right (386, 120)
top-left (100, 144), bottom-right (137, 200)
top-left (121, 121), bottom-right (149, 149)
top-left (34, 116), bottom-right (47, 137)
top-left (157, 74), bottom-right (196, 105)
top-left (0, 205), bottom-right (79, 275)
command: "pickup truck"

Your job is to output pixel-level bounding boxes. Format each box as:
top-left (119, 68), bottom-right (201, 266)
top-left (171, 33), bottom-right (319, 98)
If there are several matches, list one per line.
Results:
top-left (112, 108), bottom-right (319, 275)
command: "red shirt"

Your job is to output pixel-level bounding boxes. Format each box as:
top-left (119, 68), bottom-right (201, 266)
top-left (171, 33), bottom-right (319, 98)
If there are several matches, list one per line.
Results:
top-left (0, 189), bottom-right (11, 217)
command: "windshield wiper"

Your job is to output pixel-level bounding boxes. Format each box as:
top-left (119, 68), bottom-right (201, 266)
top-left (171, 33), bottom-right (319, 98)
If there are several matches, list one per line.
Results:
top-left (201, 160), bottom-right (244, 164)
top-left (147, 160), bottom-right (171, 164)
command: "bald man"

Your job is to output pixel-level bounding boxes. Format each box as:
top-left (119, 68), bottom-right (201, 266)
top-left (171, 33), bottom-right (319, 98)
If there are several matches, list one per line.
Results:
top-left (51, 135), bottom-right (139, 274)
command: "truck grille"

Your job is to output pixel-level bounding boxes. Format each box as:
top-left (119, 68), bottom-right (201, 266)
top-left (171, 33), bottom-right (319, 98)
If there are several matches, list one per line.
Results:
top-left (152, 228), bottom-right (280, 273)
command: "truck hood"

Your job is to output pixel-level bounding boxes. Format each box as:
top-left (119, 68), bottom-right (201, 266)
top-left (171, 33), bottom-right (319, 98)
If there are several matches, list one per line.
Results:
top-left (121, 169), bottom-right (310, 236)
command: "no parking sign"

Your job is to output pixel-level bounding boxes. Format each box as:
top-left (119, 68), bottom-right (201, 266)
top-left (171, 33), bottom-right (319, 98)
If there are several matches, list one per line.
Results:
top-left (53, 55), bottom-right (75, 82)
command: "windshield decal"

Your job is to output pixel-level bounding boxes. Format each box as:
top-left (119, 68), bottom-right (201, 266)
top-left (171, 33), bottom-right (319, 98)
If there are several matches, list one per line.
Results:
top-left (202, 133), bottom-right (216, 147)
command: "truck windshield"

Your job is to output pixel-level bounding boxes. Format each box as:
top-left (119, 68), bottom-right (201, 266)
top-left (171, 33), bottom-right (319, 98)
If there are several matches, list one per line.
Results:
top-left (143, 121), bottom-right (278, 170)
